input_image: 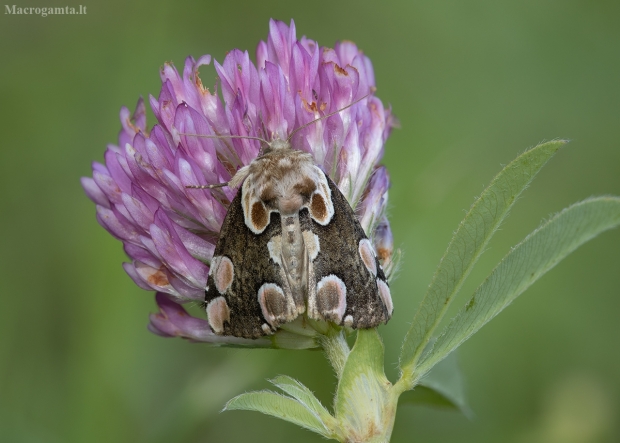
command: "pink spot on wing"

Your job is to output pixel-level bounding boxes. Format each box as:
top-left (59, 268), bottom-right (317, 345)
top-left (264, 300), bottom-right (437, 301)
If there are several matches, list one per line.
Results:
top-left (212, 256), bottom-right (234, 294)
top-left (206, 296), bottom-right (230, 333)
top-left (377, 279), bottom-right (393, 316)
top-left (316, 275), bottom-right (347, 323)
top-left (358, 239), bottom-right (377, 276)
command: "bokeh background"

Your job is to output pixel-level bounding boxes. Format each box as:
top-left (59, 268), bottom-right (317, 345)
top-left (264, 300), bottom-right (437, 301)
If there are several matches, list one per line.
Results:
top-left (1, 1), bottom-right (619, 442)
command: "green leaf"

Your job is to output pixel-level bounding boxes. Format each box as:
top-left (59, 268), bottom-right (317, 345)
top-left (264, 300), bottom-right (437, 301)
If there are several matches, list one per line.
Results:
top-left (399, 140), bottom-right (565, 380)
top-left (400, 351), bottom-right (471, 417)
top-left (416, 196), bottom-right (620, 377)
top-left (401, 386), bottom-right (458, 409)
top-left (269, 375), bottom-right (336, 429)
top-left (224, 390), bottom-right (332, 438)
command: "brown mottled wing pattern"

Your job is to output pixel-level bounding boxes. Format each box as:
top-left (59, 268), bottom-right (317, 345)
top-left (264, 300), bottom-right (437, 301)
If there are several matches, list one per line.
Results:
top-left (302, 176), bottom-right (391, 328)
top-left (205, 190), bottom-right (284, 338)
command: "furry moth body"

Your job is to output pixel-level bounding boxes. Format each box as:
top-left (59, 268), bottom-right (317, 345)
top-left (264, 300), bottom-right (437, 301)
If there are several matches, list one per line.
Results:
top-left (196, 137), bottom-right (393, 339)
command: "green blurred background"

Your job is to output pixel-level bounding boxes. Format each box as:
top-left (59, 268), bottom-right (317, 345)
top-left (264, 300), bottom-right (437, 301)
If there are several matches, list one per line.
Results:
top-left (1, 0), bottom-right (619, 442)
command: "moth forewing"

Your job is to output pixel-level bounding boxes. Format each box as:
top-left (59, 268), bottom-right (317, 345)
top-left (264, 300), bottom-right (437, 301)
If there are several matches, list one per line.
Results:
top-left (305, 175), bottom-right (392, 329)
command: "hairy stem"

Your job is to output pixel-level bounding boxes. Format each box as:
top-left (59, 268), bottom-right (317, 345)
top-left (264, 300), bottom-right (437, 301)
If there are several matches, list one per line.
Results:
top-left (319, 328), bottom-right (350, 379)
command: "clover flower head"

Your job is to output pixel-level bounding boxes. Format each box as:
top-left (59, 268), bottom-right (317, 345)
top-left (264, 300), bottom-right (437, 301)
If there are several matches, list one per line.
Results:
top-left (82, 19), bottom-right (395, 347)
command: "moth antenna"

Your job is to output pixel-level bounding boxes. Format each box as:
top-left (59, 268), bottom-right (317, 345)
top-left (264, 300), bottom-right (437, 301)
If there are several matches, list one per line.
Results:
top-left (182, 134), bottom-right (260, 190)
top-left (286, 89), bottom-right (376, 142)
top-left (178, 133), bottom-right (269, 144)
top-left (186, 182), bottom-right (229, 190)
top-left (256, 112), bottom-right (270, 156)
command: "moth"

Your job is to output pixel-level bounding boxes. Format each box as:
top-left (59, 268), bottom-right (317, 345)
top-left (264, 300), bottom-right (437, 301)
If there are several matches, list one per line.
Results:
top-left (186, 98), bottom-right (393, 339)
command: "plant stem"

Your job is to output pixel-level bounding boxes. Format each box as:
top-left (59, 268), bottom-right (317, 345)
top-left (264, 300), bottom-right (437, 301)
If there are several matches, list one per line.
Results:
top-left (319, 328), bottom-right (350, 379)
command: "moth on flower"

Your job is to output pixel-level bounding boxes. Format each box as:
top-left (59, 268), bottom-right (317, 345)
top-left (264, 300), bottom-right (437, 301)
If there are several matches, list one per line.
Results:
top-left (82, 19), bottom-right (396, 346)
top-left (186, 100), bottom-right (393, 338)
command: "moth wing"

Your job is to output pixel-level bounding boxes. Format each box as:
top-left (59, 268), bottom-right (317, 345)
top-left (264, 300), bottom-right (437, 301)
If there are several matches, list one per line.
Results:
top-left (205, 189), bottom-right (297, 339)
top-left (303, 171), bottom-right (393, 328)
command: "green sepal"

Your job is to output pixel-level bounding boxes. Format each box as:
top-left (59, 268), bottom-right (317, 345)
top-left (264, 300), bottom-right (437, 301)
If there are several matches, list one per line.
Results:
top-left (334, 329), bottom-right (394, 442)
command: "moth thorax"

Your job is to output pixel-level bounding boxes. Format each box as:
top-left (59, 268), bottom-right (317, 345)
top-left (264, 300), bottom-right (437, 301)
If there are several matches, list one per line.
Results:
top-left (269, 138), bottom-right (291, 151)
top-left (280, 212), bottom-right (308, 307)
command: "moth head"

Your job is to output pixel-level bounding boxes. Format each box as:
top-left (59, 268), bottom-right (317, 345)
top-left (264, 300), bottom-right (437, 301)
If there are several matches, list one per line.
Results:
top-left (263, 136), bottom-right (290, 153)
